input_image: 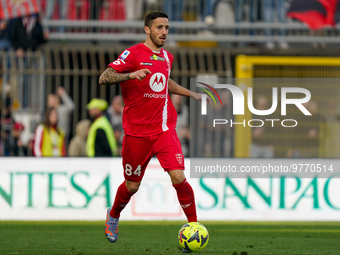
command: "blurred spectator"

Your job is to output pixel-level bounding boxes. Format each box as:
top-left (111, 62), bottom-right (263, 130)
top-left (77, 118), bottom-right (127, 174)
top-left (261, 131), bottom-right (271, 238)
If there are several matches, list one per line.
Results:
top-left (250, 96), bottom-right (274, 158)
top-left (200, 90), bottom-right (233, 157)
top-left (45, 0), bottom-right (68, 20)
top-left (125, 0), bottom-right (143, 20)
top-left (86, 98), bottom-right (118, 157)
top-left (310, 30), bottom-right (327, 49)
top-left (214, 89), bottom-right (233, 157)
top-left (0, 20), bottom-right (11, 50)
top-left (235, 0), bottom-right (257, 23)
top-left (9, 122), bottom-right (27, 156)
top-left (107, 95), bottom-right (124, 151)
top-left (289, 101), bottom-right (328, 158)
top-left (26, 137), bottom-right (35, 156)
top-left (262, 0), bottom-right (289, 49)
top-left (113, 124), bottom-right (123, 156)
top-left (68, 119), bottom-right (90, 157)
top-left (45, 0), bottom-right (68, 33)
top-left (0, 19), bottom-right (11, 86)
top-left (34, 107), bottom-right (66, 157)
top-left (0, 20), bottom-right (11, 86)
top-left (234, 0), bottom-right (246, 44)
top-left (89, 0), bottom-right (104, 20)
top-left (107, 95), bottom-right (123, 129)
top-left (163, 0), bottom-right (184, 21)
top-left (9, 14), bottom-right (48, 55)
top-left (199, 0), bottom-right (218, 23)
top-left (215, 0), bottom-right (234, 25)
top-left (47, 87), bottom-right (75, 144)
top-left (171, 94), bottom-right (190, 156)
top-left (9, 14), bottom-right (48, 108)
top-left (234, 0), bottom-right (258, 46)
top-left (0, 87), bottom-right (13, 156)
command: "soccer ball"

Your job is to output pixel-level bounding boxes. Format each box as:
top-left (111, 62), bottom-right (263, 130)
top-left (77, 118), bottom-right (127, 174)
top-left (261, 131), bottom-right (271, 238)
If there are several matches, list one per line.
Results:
top-left (178, 222), bottom-right (209, 253)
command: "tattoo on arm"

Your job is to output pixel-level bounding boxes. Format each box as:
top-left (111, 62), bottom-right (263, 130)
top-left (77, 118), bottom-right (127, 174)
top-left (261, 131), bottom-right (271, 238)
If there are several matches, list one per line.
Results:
top-left (99, 68), bottom-right (130, 85)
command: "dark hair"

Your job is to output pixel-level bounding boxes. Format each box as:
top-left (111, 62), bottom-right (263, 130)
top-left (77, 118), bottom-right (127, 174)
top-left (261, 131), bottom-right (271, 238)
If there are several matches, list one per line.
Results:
top-left (42, 107), bottom-right (58, 129)
top-left (144, 12), bottom-right (168, 28)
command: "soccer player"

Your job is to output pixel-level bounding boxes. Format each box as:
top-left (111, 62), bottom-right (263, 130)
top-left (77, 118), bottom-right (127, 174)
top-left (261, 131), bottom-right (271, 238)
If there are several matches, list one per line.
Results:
top-left (99, 11), bottom-right (207, 243)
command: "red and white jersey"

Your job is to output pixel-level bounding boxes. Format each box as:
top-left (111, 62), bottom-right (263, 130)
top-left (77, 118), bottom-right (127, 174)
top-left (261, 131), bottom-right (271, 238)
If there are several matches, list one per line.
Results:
top-left (108, 43), bottom-right (177, 137)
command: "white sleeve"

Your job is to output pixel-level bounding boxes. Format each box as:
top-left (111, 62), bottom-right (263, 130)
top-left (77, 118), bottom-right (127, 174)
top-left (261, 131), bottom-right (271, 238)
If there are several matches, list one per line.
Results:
top-left (61, 93), bottom-right (75, 111)
top-left (34, 125), bottom-right (44, 157)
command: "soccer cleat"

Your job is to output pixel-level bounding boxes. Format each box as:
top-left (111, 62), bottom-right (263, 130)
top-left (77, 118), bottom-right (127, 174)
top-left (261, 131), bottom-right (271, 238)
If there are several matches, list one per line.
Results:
top-left (105, 208), bottom-right (119, 243)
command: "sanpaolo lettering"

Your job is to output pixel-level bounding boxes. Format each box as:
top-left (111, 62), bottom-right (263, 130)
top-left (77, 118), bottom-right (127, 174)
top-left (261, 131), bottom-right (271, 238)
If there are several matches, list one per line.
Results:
top-left (0, 171), bottom-right (111, 208)
top-left (198, 176), bottom-right (340, 210)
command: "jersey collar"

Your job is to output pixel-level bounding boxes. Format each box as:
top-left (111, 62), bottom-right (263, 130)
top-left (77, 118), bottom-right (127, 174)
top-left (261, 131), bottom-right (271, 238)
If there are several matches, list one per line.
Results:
top-left (141, 43), bottom-right (163, 55)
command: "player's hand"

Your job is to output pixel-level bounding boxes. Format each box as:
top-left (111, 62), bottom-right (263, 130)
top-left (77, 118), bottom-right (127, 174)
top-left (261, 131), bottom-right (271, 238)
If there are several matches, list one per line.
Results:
top-left (57, 87), bottom-right (65, 97)
top-left (190, 92), bottom-right (212, 106)
top-left (129, 69), bottom-right (152, 81)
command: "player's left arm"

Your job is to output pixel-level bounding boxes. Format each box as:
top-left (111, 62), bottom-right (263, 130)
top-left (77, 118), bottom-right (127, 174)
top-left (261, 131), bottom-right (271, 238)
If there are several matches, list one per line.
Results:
top-left (168, 79), bottom-right (210, 103)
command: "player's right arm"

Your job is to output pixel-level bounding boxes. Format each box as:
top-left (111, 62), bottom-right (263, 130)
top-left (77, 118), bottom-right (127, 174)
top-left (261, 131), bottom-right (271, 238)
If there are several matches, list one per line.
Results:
top-left (99, 67), bottom-right (152, 85)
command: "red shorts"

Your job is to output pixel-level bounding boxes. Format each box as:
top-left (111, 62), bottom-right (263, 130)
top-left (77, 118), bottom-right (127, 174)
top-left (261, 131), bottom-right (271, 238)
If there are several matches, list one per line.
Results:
top-left (121, 129), bottom-right (185, 182)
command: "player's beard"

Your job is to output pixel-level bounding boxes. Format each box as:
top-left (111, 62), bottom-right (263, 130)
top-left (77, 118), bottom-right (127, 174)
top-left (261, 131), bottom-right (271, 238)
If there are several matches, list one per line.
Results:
top-left (150, 32), bottom-right (165, 48)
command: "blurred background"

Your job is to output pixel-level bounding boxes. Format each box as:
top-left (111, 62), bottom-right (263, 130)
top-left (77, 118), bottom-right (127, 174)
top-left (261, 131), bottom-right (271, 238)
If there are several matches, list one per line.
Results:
top-left (2, 0), bottom-right (340, 158)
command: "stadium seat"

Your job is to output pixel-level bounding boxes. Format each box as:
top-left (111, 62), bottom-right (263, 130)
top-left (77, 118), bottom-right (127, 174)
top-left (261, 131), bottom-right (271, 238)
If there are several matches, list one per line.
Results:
top-left (40, 0), bottom-right (59, 19)
top-left (100, 0), bottom-right (125, 20)
top-left (68, 0), bottom-right (89, 20)
top-left (40, 0), bottom-right (46, 15)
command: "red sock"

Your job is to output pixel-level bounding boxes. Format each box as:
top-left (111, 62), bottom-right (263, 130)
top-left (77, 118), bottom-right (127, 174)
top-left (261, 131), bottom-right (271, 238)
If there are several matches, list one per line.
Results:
top-left (173, 179), bottom-right (197, 222)
top-left (110, 181), bottom-right (134, 218)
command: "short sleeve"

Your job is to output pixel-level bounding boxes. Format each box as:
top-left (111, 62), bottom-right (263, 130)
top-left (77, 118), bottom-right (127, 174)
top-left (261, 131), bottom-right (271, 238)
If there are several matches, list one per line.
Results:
top-left (107, 49), bottom-right (135, 73)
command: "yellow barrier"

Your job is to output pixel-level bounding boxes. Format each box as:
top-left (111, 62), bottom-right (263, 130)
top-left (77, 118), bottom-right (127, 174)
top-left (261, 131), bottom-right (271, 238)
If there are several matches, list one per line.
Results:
top-left (235, 55), bottom-right (340, 158)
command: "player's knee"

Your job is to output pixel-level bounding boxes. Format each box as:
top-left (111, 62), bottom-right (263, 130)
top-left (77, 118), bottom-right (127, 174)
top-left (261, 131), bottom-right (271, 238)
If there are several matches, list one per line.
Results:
top-left (169, 170), bottom-right (186, 185)
top-left (125, 180), bottom-right (141, 193)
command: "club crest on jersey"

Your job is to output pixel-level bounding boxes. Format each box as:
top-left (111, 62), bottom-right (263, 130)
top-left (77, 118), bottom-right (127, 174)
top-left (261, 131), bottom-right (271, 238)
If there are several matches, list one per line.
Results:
top-left (150, 54), bottom-right (165, 61)
top-left (176, 153), bottom-right (183, 164)
top-left (119, 50), bottom-right (130, 60)
top-left (149, 73), bottom-right (166, 92)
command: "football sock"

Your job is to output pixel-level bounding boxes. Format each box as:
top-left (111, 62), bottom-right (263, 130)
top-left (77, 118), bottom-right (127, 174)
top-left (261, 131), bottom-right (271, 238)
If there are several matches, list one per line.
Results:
top-left (110, 181), bottom-right (134, 218)
top-left (173, 179), bottom-right (197, 222)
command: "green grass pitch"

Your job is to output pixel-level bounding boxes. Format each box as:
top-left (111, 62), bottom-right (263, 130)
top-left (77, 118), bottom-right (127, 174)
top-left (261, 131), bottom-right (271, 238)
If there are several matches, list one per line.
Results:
top-left (0, 221), bottom-right (339, 254)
